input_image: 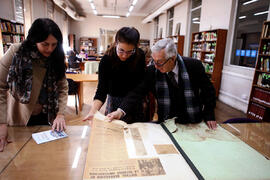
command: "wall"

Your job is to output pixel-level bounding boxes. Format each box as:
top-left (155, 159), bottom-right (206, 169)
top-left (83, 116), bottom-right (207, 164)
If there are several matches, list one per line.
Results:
top-left (69, 14), bottom-right (152, 52)
top-left (32, 0), bottom-right (46, 21)
top-left (174, 0), bottom-right (190, 56)
top-left (200, 0), bottom-right (232, 31)
top-left (0, 0), bottom-right (15, 20)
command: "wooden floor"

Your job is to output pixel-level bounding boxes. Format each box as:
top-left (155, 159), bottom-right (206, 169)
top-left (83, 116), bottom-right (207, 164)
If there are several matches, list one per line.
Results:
top-left (65, 82), bottom-right (246, 125)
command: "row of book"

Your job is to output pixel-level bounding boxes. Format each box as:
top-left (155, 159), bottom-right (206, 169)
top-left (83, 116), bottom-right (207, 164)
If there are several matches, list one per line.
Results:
top-left (192, 42), bottom-right (216, 52)
top-left (247, 102), bottom-right (266, 120)
top-left (262, 23), bottom-right (270, 38)
top-left (261, 43), bottom-right (270, 55)
top-left (202, 62), bottom-right (213, 73)
top-left (257, 73), bottom-right (270, 88)
top-left (1, 21), bottom-right (24, 34)
top-left (2, 34), bottom-right (24, 44)
top-left (258, 57), bottom-right (269, 72)
top-left (252, 88), bottom-right (270, 106)
top-left (194, 32), bottom-right (217, 42)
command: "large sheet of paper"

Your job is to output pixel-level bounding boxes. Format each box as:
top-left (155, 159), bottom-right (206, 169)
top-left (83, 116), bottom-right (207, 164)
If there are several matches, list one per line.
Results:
top-left (83, 112), bottom-right (198, 180)
top-left (164, 121), bottom-right (270, 180)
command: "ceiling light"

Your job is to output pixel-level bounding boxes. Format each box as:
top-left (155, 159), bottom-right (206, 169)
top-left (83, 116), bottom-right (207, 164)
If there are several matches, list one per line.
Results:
top-left (193, 21), bottom-right (200, 24)
top-left (132, 0), bottom-right (138, 6)
top-left (93, 10), bottom-right (97, 15)
top-left (192, 17), bottom-right (199, 21)
top-left (126, 12), bottom-right (130, 17)
top-left (254, 11), bottom-right (269, 16)
top-left (243, 0), bottom-right (258, 5)
top-left (239, 16), bottom-right (246, 19)
top-left (88, 0), bottom-right (93, 2)
top-left (102, 15), bottom-right (120, 18)
top-left (129, 5), bottom-right (134, 12)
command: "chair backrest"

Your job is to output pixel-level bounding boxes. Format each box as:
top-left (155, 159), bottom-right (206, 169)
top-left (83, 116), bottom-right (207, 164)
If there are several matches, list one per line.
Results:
top-left (67, 78), bottom-right (78, 95)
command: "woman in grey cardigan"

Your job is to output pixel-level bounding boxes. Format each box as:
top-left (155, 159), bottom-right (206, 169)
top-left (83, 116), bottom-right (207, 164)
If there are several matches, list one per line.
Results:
top-left (0, 18), bottom-right (68, 152)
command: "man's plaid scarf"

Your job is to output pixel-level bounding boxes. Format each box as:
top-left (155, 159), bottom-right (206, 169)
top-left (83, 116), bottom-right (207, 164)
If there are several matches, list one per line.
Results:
top-left (155, 55), bottom-right (200, 122)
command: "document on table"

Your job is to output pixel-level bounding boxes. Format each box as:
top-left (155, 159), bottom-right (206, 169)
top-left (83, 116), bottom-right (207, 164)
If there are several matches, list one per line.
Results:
top-left (83, 112), bottom-right (198, 180)
top-left (32, 130), bottom-right (68, 144)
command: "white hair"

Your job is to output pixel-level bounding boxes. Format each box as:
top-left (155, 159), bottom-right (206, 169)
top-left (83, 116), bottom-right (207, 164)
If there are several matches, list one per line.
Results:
top-left (151, 38), bottom-right (177, 59)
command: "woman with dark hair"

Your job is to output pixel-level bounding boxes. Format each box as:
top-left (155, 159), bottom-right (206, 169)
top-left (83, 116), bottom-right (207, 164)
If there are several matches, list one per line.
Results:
top-left (83, 27), bottom-right (146, 124)
top-left (0, 18), bottom-right (68, 152)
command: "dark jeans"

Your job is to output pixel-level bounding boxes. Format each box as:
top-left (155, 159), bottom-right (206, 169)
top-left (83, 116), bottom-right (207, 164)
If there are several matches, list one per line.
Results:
top-left (27, 113), bottom-right (49, 126)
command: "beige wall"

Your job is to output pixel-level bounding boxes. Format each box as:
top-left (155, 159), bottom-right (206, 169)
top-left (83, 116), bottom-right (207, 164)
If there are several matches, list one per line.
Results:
top-left (200, 0), bottom-right (233, 31)
top-left (69, 14), bottom-right (152, 52)
top-left (0, 0), bottom-right (15, 20)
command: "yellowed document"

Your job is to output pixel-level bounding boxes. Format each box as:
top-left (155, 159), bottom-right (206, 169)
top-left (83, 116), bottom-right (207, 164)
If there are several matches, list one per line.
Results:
top-left (83, 112), bottom-right (198, 180)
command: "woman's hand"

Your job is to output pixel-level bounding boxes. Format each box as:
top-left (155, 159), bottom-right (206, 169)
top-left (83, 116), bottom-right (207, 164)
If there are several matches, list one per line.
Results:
top-left (52, 114), bottom-right (66, 132)
top-left (0, 124), bottom-right (11, 152)
top-left (83, 112), bottom-right (95, 126)
top-left (106, 109), bottom-right (124, 121)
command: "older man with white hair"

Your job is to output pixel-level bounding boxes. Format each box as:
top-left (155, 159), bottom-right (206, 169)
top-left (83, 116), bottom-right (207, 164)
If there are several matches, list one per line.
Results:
top-left (107, 38), bottom-right (217, 129)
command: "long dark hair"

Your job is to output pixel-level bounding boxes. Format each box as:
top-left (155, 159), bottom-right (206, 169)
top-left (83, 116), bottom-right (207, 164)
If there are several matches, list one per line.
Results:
top-left (105, 27), bottom-right (144, 70)
top-left (18, 18), bottom-right (65, 80)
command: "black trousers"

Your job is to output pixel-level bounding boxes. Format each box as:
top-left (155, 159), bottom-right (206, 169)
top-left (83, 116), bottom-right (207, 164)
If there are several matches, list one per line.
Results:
top-left (27, 113), bottom-right (49, 126)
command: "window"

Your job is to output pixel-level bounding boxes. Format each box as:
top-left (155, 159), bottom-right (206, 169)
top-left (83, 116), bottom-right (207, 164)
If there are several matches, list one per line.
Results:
top-left (231, 0), bottom-right (270, 68)
top-left (187, 0), bottom-right (201, 54)
top-left (14, 0), bottom-right (24, 23)
top-left (167, 7), bottom-right (174, 37)
top-left (154, 17), bottom-right (159, 39)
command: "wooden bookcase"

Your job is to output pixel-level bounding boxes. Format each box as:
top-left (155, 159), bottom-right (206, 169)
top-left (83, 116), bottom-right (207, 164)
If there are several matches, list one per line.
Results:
top-left (154, 35), bottom-right (185, 55)
top-left (68, 34), bottom-right (76, 51)
top-left (139, 39), bottom-right (150, 50)
top-left (0, 18), bottom-right (24, 58)
top-left (247, 21), bottom-right (270, 122)
top-left (79, 37), bottom-right (97, 56)
top-left (189, 29), bottom-right (227, 97)
top-left (169, 35), bottom-right (185, 55)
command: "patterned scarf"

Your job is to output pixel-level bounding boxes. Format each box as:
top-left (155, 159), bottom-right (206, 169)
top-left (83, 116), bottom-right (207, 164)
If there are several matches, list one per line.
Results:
top-left (7, 49), bottom-right (59, 124)
top-left (155, 55), bottom-right (200, 122)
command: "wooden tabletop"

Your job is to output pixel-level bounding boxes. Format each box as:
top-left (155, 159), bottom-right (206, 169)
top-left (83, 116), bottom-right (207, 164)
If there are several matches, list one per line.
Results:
top-left (0, 126), bottom-right (90, 180)
top-left (66, 73), bottom-right (98, 82)
top-left (0, 126), bottom-right (40, 174)
top-left (221, 123), bottom-right (270, 159)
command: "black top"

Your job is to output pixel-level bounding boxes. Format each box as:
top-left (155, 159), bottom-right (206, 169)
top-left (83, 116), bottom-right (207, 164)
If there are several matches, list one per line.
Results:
top-left (68, 55), bottom-right (82, 68)
top-left (94, 48), bottom-right (146, 103)
top-left (119, 56), bottom-right (216, 123)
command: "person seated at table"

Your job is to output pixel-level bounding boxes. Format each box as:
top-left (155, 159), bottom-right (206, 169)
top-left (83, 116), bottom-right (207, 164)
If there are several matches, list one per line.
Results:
top-left (106, 38), bottom-right (217, 129)
top-left (83, 27), bottom-right (146, 124)
top-left (79, 49), bottom-right (88, 59)
top-left (0, 18), bottom-right (68, 152)
top-left (67, 50), bottom-right (82, 70)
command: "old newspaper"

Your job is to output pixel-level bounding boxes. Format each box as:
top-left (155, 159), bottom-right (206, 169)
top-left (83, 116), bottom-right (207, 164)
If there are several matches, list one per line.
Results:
top-left (83, 112), bottom-right (198, 180)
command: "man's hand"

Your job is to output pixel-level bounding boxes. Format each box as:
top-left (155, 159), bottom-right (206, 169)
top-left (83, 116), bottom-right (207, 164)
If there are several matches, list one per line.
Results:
top-left (206, 121), bottom-right (217, 130)
top-left (0, 124), bottom-right (11, 152)
top-left (52, 114), bottom-right (66, 132)
top-left (106, 109), bottom-right (124, 121)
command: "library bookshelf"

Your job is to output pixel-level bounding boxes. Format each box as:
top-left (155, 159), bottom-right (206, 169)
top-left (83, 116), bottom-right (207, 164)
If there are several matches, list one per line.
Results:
top-left (189, 29), bottom-right (227, 97)
top-left (247, 21), bottom-right (270, 121)
top-left (79, 37), bottom-right (97, 56)
top-left (0, 18), bottom-right (24, 58)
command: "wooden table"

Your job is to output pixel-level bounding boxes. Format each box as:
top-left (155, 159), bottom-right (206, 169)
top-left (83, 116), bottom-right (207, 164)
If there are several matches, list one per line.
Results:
top-left (66, 74), bottom-right (98, 111)
top-left (221, 123), bottom-right (270, 159)
top-left (0, 126), bottom-right (90, 180)
top-left (1, 123), bottom-right (269, 179)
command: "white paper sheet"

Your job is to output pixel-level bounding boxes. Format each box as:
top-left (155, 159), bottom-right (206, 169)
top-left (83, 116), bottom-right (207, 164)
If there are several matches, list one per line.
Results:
top-left (32, 130), bottom-right (68, 144)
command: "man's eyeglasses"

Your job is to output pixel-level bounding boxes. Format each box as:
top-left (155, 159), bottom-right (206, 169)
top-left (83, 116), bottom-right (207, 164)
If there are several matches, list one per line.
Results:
top-left (152, 57), bottom-right (172, 67)
top-left (116, 46), bottom-right (136, 56)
